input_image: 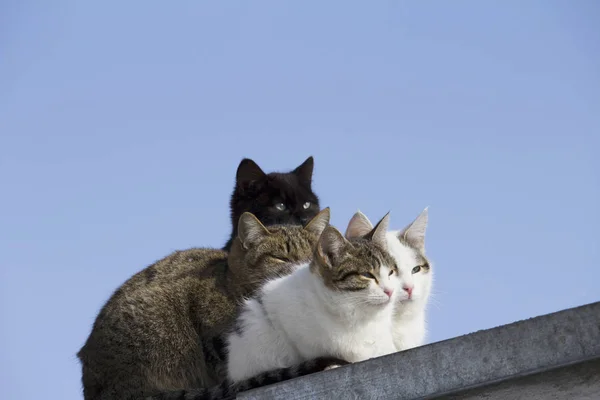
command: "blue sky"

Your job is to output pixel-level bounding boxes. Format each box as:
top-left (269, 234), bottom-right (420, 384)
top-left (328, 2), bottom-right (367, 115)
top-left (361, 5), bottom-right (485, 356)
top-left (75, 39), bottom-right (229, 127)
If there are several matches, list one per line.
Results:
top-left (1, 1), bottom-right (599, 399)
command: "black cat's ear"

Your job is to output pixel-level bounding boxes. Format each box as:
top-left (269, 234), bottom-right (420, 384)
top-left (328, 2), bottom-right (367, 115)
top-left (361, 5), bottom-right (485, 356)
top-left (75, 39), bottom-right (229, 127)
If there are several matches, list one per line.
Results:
top-left (236, 158), bottom-right (266, 186)
top-left (304, 207), bottom-right (330, 237)
top-left (344, 210), bottom-right (374, 239)
top-left (397, 207), bottom-right (428, 252)
top-left (237, 212), bottom-right (270, 249)
top-left (316, 225), bottom-right (347, 269)
top-left (364, 212), bottom-right (390, 251)
top-left (293, 156), bottom-right (314, 188)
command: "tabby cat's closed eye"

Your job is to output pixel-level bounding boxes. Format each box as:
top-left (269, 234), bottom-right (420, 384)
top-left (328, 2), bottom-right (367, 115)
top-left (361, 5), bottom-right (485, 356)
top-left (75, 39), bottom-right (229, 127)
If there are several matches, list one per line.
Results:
top-left (359, 272), bottom-right (377, 280)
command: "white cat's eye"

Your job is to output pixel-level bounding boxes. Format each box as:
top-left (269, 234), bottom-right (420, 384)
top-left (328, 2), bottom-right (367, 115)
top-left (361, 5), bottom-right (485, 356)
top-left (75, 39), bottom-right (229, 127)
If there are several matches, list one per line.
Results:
top-left (412, 266), bottom-right (422, 274)
top-left (303, 202), bottom-right (311, 209)
top-left (275, 203), bottom-right (286, 211)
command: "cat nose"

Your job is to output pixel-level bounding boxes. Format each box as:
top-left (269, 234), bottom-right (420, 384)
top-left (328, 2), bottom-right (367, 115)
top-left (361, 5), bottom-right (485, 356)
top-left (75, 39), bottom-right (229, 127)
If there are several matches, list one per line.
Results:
top-left (383, 288), bottom-right (394, 298)
top-left (403, 285), bottom-right (413, 299)
top-left (300, 216), bottom-right (309, 224)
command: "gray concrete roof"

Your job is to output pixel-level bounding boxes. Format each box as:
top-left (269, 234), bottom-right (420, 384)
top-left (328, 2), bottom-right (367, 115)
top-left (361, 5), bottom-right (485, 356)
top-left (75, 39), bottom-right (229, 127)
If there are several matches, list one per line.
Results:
top-left (238, 301), bottom-right (600, 399)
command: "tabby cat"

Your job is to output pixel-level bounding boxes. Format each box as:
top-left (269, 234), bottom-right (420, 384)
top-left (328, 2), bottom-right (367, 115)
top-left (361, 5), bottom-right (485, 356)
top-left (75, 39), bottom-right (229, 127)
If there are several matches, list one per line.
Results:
top-left (226, 213), bottom-right (398, 381)
top-left (77, 209), bottom-right (330, 400)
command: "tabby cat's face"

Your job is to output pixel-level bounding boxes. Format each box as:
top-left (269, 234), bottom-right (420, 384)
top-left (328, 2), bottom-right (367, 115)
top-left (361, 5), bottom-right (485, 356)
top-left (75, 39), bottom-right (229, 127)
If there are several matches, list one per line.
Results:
top-left (312, 214), bottom-right (399, 307)
top-left (230, 208), bottom-right (330, 286)
top-left (346, 208), bottom-right (432, 308)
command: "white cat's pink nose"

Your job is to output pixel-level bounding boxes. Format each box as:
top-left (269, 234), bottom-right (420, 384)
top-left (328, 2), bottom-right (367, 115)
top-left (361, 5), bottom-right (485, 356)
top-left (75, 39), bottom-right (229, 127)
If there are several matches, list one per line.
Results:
top-left (383, 288), bottom-right (394, 298)
top-left (403, 285), bottom-right (413, 299)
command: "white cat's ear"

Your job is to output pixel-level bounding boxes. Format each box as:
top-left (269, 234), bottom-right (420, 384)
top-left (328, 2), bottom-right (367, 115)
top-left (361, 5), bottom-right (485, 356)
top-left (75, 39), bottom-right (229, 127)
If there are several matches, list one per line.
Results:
top-left (398, 207), bottom-right (428, 252)
top-left (365, 212), bottom-right (390, 250)
top-left (344, 210), bottom-right (374, 239)
top-left (236, 158), bottom-right (266, 185)
top-left (237, 212), bottom-right (270, 249)
top-left (293, 156), bottom-right (314, 188)
top-left (316, 225), bottom-right (348, 268)
top-left (304, 207), bottom-right (330, 236)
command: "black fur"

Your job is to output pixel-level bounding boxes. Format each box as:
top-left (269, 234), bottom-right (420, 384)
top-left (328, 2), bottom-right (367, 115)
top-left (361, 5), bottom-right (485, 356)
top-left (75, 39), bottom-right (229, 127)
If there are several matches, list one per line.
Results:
top-left (147, 357), bottom-right (349, 400)
top-left (223, 156), bottom-right (320, 251)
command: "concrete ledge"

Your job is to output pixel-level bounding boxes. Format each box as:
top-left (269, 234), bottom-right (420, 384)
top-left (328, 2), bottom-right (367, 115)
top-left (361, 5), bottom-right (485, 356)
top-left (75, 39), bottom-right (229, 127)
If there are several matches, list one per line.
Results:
top-left (238, 301), bottom-right (600, 400)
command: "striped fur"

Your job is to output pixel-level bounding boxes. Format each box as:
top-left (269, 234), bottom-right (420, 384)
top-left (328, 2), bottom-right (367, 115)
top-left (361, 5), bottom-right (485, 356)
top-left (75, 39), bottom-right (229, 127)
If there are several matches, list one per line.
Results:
top-left (77, 209), bottom-right (331, 400)
top-left (147, 357), bottom-right (348, 400)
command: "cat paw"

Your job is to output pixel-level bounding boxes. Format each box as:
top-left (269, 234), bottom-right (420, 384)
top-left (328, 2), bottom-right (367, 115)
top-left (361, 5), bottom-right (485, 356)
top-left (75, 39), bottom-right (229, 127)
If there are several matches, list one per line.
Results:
top-left (316, 356), bottom-right (350, 372)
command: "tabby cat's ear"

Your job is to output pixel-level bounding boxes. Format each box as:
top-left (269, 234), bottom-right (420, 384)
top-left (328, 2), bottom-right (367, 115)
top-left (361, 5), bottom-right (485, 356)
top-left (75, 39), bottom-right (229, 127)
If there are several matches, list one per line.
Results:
top-left (236, 158), bottom-right (266, 186)
top-left (344, 210), bottom-right (374, 239)
top-left (365, 212), bottom-right (390, 250)
top-left (397, 207), bottom-right (428, 252)
top-left (293, 156), bottom-right (314, 188)
top-left (316, 225), bottom-right (347, 268)
top-left (237, 212), bottom-right (270, 249)
top-left (303, 207), bottom-right (330, 237)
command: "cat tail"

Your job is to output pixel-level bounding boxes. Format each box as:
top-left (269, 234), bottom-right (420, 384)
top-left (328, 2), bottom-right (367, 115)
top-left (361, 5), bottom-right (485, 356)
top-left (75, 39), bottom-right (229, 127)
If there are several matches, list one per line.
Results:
top-left (146, 356), bottom-right (349, 400)
top-left (227, 356), bottom-right (350, 395)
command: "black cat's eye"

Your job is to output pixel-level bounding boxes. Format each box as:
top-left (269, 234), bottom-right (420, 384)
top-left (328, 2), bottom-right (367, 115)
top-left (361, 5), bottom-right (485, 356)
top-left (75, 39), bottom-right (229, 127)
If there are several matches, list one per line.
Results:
top-left (303, 202), bottom-right (311, 209)
top-left (360, 272), bottom-right (377, 280)
top-left (412, 265), bottom-right (422, 274)
top-left (274, 203), bottom-right (286, 211)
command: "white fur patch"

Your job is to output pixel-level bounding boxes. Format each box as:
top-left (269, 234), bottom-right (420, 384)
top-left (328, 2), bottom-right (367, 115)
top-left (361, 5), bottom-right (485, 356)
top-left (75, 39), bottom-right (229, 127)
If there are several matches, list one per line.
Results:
top-left (385, 231), bottom-right (433, 351)
top-left (226, 262), bottom-right (398, 383)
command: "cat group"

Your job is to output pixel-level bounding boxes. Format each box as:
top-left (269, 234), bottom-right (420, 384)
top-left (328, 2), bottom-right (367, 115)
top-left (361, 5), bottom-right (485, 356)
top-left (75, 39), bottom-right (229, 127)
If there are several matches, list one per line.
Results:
top-left (77, 156), bottom-right (433, 400)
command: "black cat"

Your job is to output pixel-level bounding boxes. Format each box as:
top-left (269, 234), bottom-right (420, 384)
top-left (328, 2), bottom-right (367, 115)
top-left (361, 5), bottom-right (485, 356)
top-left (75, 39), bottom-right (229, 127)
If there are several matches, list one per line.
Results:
top-left (224, 156), bottom-right (320, 250)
